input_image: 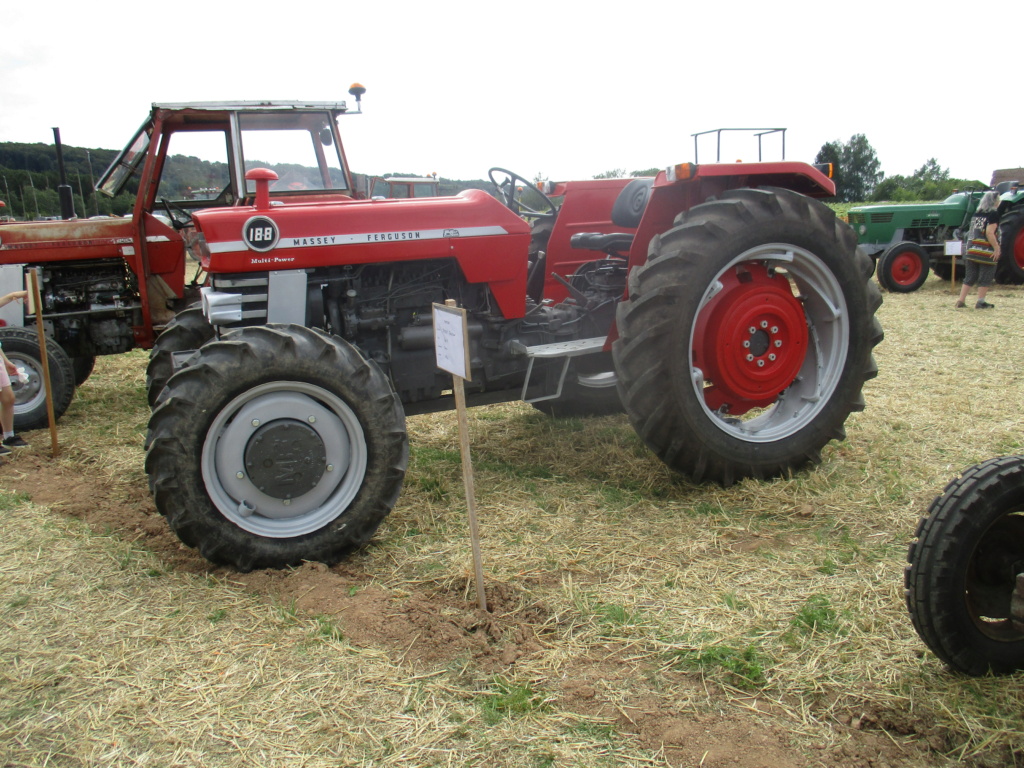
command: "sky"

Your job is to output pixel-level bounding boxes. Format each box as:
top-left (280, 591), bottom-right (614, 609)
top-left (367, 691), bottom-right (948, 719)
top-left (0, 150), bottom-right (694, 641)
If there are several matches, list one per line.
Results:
top-left (1, 1), bottom-right (1021, 186)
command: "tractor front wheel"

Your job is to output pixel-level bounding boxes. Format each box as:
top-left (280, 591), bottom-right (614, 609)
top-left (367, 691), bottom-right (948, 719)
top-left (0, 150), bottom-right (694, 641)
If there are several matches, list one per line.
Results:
top-left (0, 327), bottom-right (76, 431)
top-left (613, 187), bottom-right (882, 486)
top-left (906, 456), bottom-right (1024, 675)
top-left (996, 210), bottom-right (1024, 285)
top-left (878, 241), bottom-right (929, 292)
top-left (145, 325), bottom-right (408, 571)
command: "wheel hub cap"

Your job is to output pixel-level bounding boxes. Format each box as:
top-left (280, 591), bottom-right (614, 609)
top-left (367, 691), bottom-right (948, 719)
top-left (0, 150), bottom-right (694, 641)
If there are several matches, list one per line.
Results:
top-left (694, 263), bottom-right (808, 414)
top-left (244, 420), bottom-right (326, 499)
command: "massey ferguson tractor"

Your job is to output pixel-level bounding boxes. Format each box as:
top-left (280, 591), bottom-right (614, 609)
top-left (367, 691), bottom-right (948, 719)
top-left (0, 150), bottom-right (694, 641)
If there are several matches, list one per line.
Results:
top-left (142, 114), bottom-right (884, 571)
top-left (0, 94), bottom-right (368, 429)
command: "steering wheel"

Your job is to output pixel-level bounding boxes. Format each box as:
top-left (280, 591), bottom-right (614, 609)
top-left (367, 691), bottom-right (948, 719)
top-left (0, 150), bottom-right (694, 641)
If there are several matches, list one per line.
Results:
top-left (160, 198), bottom-right (194, 231)
top-left (487, 167), bottom-right (558, 218)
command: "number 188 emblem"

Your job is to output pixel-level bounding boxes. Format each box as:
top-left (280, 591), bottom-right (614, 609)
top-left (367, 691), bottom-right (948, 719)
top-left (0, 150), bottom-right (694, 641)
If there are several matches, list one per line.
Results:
top-left (243, 216), bottom-right (279, 252)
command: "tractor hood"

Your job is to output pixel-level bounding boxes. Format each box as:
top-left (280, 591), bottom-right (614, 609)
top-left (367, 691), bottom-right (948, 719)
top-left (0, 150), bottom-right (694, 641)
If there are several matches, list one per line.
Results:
top-left (0, 216), bottom-right (135, 263)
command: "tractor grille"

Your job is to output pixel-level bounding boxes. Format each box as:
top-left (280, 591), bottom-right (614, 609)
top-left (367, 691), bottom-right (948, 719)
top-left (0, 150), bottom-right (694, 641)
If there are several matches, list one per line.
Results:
top-left (869, 212), bottom-right (894, 223)
top-left (848, 212), bottom-right (866, 224)
top-left (910, 217), bottom-right (940, 228)
top-left (209, 273), bottom-right (269, 327)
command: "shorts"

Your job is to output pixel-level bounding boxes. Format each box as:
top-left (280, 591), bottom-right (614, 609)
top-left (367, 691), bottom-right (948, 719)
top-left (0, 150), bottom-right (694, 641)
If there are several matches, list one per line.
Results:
top-left (964, 259), bottom-right (996, 288)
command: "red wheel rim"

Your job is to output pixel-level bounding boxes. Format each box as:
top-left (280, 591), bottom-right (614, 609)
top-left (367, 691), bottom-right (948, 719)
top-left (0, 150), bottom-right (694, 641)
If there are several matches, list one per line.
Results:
top-left (692, 262), bottom-right (809, 415)
top-left (1012, 227), bottom-right (1024, 273)
top-left (888, 249), bottom-right (924, 286)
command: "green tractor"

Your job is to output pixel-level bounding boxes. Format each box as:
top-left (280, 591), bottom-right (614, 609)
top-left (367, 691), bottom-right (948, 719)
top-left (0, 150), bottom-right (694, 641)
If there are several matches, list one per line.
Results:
top-left (848, 180), bottom-right (1024, 292)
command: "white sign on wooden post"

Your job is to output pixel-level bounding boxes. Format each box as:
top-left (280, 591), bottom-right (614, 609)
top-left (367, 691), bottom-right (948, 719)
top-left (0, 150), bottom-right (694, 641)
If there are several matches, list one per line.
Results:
top-left (432, 302), bottom-right (471, 381)
top-left (432, 301), bottom-right (486, 612)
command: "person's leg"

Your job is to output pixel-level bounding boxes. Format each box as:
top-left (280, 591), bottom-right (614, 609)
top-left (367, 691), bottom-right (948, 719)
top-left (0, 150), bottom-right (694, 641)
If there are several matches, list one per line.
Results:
top-left (975, 264), bottom-right (996, 308)
top-left (0, 386), bottom-right (13, 436)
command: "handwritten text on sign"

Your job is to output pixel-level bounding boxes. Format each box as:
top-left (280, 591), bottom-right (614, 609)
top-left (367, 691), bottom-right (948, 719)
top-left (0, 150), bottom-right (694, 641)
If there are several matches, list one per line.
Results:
top-left (432, 303), bottom-right (471, 381)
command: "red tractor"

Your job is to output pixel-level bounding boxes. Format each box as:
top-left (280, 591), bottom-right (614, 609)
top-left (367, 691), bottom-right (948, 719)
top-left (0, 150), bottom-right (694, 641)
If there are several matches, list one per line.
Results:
top-left (0, 95), bottom-right (366, 429)
top-left (144, 130), bottom-right (883, 570)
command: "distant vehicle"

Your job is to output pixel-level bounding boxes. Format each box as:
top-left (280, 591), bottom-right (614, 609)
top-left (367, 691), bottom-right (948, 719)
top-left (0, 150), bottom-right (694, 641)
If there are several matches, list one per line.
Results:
top-left (351, 174), bottom-right (439, 199)
top-left (848, 180), bottom-right (1024, 292)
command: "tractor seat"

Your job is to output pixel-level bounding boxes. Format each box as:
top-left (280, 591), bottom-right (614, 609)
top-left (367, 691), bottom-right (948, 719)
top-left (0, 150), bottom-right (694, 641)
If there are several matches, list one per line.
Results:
top-left (570, 232), bottom-right (633, 255)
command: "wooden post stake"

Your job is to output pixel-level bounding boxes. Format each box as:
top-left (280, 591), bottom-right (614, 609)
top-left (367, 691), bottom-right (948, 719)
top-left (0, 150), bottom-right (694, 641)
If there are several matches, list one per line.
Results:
top-left (27, 269), bottom-right (59, 456)
top-left (433, 299), bottom-right (487, 612)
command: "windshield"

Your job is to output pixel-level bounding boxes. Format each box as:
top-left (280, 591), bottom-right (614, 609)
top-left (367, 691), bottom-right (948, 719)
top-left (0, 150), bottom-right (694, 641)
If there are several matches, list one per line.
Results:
top-left (238, 112), bottom-right (349, 195)
top-left (98, 121), bottom-right (151, 197)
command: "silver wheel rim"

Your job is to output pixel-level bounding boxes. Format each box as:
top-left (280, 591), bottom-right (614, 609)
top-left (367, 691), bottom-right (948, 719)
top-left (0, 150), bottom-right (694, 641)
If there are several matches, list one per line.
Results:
top-left (201, 380), bottom-right (368, 538)
top-left (688, 244), bottom-right (850, 442)
top-left (8, 354), bottom-right (46, 414)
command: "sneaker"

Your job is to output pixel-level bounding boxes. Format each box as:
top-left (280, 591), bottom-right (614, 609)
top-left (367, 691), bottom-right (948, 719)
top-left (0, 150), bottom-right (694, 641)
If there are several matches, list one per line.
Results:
top-left (2, 435), bottom-right (27, 449)
top-left (0, 444), bottom-right (10, 456)
top-left (955, 301), bottom-right (965, 308)
top-left (976, 301), bottom-right (995, 309)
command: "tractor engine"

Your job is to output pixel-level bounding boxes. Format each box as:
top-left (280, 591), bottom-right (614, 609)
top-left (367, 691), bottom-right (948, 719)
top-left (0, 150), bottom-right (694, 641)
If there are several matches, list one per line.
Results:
top-left (37, 259), bottom-right (139, 357)
top-left (205, 256), bottom-right (627, 412)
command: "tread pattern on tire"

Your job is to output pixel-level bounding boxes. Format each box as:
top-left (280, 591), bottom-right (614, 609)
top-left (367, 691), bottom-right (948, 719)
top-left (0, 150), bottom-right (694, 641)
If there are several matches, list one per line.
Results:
top-left (612, 187), bottom-right (882, 486)
top-left (905, 456), bottom-right (1024, 675)
top-left (146, 307), bottom-right (215, 407)
top-left (145, 324), bottom-right (408, 571)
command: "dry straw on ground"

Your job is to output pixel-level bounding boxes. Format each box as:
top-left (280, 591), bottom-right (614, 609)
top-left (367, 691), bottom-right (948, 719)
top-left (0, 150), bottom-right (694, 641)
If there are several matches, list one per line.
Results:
top-left (2, 275), bottom-right (1023, 767)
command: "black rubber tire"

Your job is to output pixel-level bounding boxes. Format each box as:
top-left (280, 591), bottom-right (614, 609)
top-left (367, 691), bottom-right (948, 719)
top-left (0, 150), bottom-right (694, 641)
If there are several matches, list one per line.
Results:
top-left (905, 456), bottom-right (1024, 675)
top-left (877, 241), bottom-right (930, 293)
top-left (146, 307), bottom-right (215, 407)
top-left (612, 187), bottom-right (882, 486)
top-left (71, 355), bottom-right (96, 387)
top-left (0, 327), bottom-right (76, 431)
top-left (995, 209), bottom-right (1024, 285)
top-left (531, 354), bottom-right (624, 418)
top-left (145, 324), bottom-right (408, 571)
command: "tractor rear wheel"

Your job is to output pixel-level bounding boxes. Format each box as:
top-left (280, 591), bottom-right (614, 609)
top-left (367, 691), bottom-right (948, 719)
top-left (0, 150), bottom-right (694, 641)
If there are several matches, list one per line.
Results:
top-left (878, 241), bottom-right (929, 292)
top-left (146, 306), bottom-right (215, 406)
top-left (72, 355), bottom-right (96, 387)
top-left (613, 187), bottom-right (882, 486)
top-left (996, 209), bottom-right (1024, 285)
top-left (0, 327), bottom-right (76, 431)
top-left (905, 456), bottom-right (1024, 675)
top-left (145, 324), bottom-right (408, 571)
top-left (931, 262), bottom-right (964, 282)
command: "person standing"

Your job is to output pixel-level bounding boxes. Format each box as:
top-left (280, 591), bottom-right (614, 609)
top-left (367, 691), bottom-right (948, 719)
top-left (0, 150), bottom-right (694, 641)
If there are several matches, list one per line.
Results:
top-left (0, 290), bottom-right (30, 459)
top-left (957, 191), bottom-right (1002, 309)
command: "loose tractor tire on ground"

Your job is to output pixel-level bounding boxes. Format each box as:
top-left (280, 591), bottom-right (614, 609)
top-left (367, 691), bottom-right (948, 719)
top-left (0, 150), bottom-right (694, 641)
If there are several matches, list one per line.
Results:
top-left (143, 117), bottom-right (883, 570)
top-left (906, 457), bottom-right (1024, 675)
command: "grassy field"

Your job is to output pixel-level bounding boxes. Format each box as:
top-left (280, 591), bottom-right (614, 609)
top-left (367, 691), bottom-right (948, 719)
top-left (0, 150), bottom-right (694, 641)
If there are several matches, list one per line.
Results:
top-left (1, 273), bottom-right (1023, 767)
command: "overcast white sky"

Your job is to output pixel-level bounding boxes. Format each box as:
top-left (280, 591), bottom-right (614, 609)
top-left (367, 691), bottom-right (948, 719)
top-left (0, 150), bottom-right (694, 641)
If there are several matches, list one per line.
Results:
top-left (1, 1), bottom-right (1020, 185)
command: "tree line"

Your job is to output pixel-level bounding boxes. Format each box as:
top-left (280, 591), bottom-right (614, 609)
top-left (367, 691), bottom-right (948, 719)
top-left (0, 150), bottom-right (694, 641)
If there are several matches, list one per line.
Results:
top-left (0, 136), bottom-right (992, 221)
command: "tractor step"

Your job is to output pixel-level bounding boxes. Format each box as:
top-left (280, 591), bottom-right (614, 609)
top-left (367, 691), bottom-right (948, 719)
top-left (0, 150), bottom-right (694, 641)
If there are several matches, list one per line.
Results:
top-left (518, 336), bottom-right (607, 404)
top-left (522, 336), bottom-right (607, 358)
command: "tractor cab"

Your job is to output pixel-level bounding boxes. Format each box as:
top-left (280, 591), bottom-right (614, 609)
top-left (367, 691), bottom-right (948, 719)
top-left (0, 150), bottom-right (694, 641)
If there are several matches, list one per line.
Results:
top-left (98, 99), bottom-right (362, 226)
